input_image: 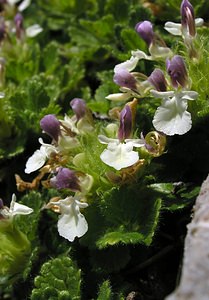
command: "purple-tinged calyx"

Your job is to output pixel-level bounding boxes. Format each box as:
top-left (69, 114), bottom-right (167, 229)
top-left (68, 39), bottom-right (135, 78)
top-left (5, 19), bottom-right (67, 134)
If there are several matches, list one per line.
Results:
top-left (135, 21), bottom-right (154, 47)
top-left (147, 69), bottom-right (167, 91)
top-left (181, 0), bottom-right (196, 36)
top-left (50, 167), bottom-right (80, 191)
top-left (70, 98), bottom-right (86, 120)
top-left (14, 13), bottom-right (24, 39)
top-left (113, 69), bottom-right (137, 90)
top-left (40, 114), bottom-right (61, 142)
top-left (166, 55), bottom-right (188, 88)
top-left (118, 105), bottom-right (132, 141)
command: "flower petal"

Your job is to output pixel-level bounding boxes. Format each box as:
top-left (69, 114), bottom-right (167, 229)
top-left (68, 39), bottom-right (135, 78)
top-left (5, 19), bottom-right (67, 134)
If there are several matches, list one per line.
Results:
top-left (149, 44), bottom-right (172, 59)
top-left (98, 135), bottom-right (118, 145)
top-left (131, 50), bottom-right (152, 60)
top-left (153, 96), bottom-right (192, 135)
top-left (9, 194), bottom-right (33, 217)
top-left (105, 92), bottom-right (132, 102)
top-left (26, 24), bottom-right (43, 37)
top-left (57, 199), bottom-right (88, 242)
top-left (181, 91), bottom-right (198, 100)
top-left (125, 139), bottom-right (145, 147)
top-left (164, 22), bottom-right (182, 35)
top-left (151, 90), bottom-right (175, 99)
top-left (114, 56), bottom-right (139, 72)
top-left (195, 18), bottom-right (204, 27)
top-left (25, 148), bottom-right (47, 173)
top-left (100, 142), bottom-right (139, 170)
top-left (12, 203), bottom-right (33, 216)
top-left (18, 0), bottom-right (31, 11)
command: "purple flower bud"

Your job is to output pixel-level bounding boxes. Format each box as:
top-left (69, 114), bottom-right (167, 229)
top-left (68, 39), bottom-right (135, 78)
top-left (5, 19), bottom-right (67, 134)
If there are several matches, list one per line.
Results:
top-left (118, 105), bottom-right (132, 141)
top-left (135, 21), bottom-right (154, 46)
top-left (50, 167), bottom-right (80, 191)
top-left (181, 0), bottom-right (196, 36)
top-left (147, 69), bottom-right (167, 92)
top-left (113, 69), bottom-right (137, 90)
top-left (14, 13), bottom-right (24, 39)
top-left (70, 98), bottom-right (86, 120)
top-left (40, 114), bottom-right (61, 142)
top-left (166, 55), bottom-right (188, 88)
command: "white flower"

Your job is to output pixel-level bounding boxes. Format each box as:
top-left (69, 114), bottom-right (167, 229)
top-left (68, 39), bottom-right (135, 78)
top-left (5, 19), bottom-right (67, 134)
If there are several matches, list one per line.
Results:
top-left (98, 135), bottom-right (145, 170)
top-left (26, 24), bottom-right (43, 38)
top-left (7, 0), bottom-right (31, 11)
top-left (114, 56), bottom-right (139, 73)
top-left (25, 138), bottom-right (57, 174)
top-left (164, 18), bottom-right (203, 38)
top-left (60, 114), bottom-right (79, 135)
top-left (51, 196), bottom-right (88, 242)
top-left (131, 43), bottom-right (172, 61)
top-left (0, 194), bottom-right (33, 219)
top-left (152, 90), bottom-right (198, 136)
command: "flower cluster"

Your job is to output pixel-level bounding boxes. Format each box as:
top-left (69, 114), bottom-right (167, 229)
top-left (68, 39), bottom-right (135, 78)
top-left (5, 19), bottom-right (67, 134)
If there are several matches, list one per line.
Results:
top-left (17, 95), bottom-right (165, 242)
top-left (106, 0), bottom-right (202, 136)
top-left (14, 0), bottom-right (202, 244)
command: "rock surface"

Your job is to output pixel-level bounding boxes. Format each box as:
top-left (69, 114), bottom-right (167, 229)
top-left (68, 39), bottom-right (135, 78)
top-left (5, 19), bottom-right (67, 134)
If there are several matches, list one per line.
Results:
top-left (166, 174), bottom-right (209, 300)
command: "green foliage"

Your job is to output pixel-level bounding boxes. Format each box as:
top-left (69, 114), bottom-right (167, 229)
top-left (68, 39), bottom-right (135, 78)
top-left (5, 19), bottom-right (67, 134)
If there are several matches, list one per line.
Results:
top-left (15, 191), bottom-right (43, 242)
top-left (81, 185), bottom-right (162, 249)
top-left (90, 246), bottom-right (130, 273)
top-left (149, 183), bottom-right (200, 211)
top-left (1, 0), bottom-right (209, 299)
top-left (148, 0), bottom-right (209, 21)
top-left (96, 280), bottom-right (113, 300)
top-left (0, 221), bottom-right (31, 284)
top-left (31, 256), bottom-right (81, 300)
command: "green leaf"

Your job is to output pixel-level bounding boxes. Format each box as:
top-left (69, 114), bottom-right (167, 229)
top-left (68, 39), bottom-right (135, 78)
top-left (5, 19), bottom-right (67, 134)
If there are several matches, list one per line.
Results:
top-left (104, 0), bottom-right (129, 23)
top-left (90, 246), bottom-right (130, 273)
top-left (96, 280), bottom-right (113, 300)
top-left (15, 191), bottom-right (43, 242)
top-left (42, 41), bottom-right (61, 73)
top-left (120, 28), bottom-right (147, 53)
top-left (149, 183), bottom-right (200, 211)
top-left (96, 185), bottom-right (162, 248)
top-left (31, 256), bottom-right (81, 300)
top-left (79, 15), bottom-right (115, 42)
top-left (5, 43), bottom-right (41, 83)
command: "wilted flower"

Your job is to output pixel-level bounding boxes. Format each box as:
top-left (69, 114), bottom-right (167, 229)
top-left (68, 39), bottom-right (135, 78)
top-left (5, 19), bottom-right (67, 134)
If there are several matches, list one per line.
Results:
top-left (144, 131), bottom-right (166, 157)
